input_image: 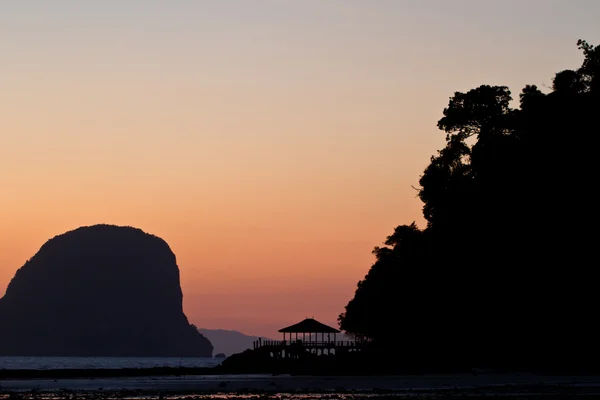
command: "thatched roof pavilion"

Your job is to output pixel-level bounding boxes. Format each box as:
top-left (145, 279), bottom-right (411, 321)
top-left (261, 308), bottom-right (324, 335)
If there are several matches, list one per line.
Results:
top-left (278, 318), bottom-right (340, 343)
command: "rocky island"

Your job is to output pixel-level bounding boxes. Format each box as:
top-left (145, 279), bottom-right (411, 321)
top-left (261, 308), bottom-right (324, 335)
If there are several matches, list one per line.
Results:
top-left (0, 224), bottom-right (212, 357)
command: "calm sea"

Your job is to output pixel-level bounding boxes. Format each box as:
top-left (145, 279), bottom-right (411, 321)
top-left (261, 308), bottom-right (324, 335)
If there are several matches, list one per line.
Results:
top-left (0, 356), bottom-right (220, 370)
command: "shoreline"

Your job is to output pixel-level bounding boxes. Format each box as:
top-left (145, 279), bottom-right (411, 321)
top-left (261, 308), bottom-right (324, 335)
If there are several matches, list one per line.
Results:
top-left (3, 366), bottom-right (600, 380)
top-left (2, 372), bottom-right (600, 395)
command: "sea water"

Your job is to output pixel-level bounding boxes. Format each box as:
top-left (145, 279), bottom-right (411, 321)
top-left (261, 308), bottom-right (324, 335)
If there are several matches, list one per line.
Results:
top-left (0, 356), bottom-right (220, 370)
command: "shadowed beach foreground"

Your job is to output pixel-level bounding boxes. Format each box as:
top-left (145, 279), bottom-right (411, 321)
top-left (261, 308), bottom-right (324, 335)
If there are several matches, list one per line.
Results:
top-left (2, 373), bottom-right (600, 398)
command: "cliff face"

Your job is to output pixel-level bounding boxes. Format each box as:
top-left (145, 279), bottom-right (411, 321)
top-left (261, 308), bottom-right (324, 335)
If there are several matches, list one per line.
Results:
top-left (0, 224), bottom-right (213, 357)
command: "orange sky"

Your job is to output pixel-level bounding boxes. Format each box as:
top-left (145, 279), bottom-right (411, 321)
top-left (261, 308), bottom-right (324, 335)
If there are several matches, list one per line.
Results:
top-left (1, 1), bottom-right (598, 337)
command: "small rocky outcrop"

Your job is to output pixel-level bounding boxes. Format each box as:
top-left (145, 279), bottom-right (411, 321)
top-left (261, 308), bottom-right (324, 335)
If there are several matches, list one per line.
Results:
top-left (0, 224), bottom-right (213, 357)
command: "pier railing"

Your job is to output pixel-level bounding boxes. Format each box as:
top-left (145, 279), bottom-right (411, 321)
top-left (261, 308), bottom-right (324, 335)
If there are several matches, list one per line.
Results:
top-left (253, 340), bottom-right (360, 349)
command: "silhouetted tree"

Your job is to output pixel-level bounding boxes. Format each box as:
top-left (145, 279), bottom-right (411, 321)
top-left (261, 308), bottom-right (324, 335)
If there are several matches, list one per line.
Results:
top-left (339, 40), bottom-right (599, 371)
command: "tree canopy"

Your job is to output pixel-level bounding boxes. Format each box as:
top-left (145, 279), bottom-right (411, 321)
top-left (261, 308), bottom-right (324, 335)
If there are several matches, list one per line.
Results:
top-left (339, 40), bottom-right (599, 370)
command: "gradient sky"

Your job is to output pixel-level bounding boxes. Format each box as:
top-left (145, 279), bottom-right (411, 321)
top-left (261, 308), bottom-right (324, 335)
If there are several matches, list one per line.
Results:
top-left (1, 1), bottom-right (598, 337)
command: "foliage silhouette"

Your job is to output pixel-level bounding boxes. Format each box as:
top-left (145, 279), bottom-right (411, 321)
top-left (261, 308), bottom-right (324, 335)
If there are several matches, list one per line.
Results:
top-left (339, 40), bottom-right (599, 370)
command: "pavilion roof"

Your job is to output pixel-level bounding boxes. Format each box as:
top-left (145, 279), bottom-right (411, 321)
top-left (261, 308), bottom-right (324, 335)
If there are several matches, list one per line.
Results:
top-left (278, 318), bottom-right (340, 333)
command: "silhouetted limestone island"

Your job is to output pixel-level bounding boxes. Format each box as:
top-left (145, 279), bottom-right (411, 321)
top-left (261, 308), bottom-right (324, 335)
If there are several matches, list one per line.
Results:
top-left (0, 224), bottom-right (213, 357)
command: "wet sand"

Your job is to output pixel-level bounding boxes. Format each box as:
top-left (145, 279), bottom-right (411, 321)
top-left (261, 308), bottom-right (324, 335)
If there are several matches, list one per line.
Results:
top-left (1, 372), bottom-right (599, 395)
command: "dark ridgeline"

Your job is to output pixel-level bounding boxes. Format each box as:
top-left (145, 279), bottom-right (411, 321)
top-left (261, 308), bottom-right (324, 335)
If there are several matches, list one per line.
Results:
top-left (339, 40), bottom-right (600, 372)
top-left (0, 224), bottom-right (213, 357)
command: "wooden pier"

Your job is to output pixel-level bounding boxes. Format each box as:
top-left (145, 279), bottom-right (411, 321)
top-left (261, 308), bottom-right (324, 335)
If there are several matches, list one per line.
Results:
top-left (253, 339), bottom-right (364, 356)
top-left (252, 318), bottom-right (367, 358)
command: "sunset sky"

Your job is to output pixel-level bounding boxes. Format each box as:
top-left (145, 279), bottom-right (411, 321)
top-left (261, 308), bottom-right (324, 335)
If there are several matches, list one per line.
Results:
top-left (1, 1), bottom-right (598, 338)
